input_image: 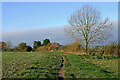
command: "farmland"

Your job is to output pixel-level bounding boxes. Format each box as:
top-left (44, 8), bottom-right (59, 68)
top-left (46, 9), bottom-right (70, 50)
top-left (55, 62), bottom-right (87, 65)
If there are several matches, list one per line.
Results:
top-left (2, 52), bottom-right (119, 78)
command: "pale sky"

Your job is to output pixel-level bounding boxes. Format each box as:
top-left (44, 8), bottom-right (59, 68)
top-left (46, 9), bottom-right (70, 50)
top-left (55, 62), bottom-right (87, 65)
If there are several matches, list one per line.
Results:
top-left (3, 2), bottom-right (118, 32)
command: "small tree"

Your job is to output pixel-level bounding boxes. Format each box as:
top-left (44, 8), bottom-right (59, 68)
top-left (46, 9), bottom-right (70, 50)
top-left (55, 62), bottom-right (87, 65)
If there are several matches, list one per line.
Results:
top-left (18, 42), bottom-right (32, 52)
top-left (42, 39), bottom-right (50, 46)
top-left (13, 46), bottom-right (19, 52)
top-left (48, 42), bottom-right (60, 51)
top-left (0, 41), bottom-right (7, 51)
top-left (25, 46), bottom-right (32, 52)
top-left (33, 41), bottom-right (41, 50)
top-left (65, 5), bottom-right (112, 54)
top-left (18, 42), bottom-right (27, 52)
top-left (118, 41), bottom-right (120, 57)
top-left (6, 41), bottom-right (12, 51)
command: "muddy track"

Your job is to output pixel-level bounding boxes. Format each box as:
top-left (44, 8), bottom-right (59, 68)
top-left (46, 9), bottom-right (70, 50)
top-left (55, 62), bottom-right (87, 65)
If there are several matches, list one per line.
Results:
top-left (58, 56), bottom-right (65, 80)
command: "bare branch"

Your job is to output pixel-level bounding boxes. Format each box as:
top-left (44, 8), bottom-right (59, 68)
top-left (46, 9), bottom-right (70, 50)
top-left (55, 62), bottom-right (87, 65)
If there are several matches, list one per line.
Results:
top-left (65, 5), bottom-right (112, 54)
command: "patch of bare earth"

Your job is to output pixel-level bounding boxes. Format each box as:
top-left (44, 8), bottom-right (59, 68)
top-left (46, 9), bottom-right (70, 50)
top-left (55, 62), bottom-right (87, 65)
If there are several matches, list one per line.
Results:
top-left (58, 56), bottom-right (65, 80)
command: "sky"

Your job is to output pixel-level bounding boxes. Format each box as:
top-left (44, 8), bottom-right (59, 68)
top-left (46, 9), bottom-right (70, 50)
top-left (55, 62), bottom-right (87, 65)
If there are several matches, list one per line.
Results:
top-left (2, 2), bottom-right (118, 47)
top-left (2, 2), bottom-right (118, 32)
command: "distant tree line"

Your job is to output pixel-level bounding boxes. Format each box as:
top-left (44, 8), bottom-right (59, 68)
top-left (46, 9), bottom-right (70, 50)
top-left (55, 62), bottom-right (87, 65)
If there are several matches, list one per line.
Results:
top-left (0, 39), bottom-right (119, 57)
top-left (0, 39), bottom-right (62, 52)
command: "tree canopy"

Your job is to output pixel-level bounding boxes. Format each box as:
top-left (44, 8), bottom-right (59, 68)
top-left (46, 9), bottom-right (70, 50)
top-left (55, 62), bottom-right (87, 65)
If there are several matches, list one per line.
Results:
top-left (33, 41), bottom-right (41, 49)
top-left (42, 39), bottom-right (50, 46)
top-left (65, 5), bottom-right (112, 54)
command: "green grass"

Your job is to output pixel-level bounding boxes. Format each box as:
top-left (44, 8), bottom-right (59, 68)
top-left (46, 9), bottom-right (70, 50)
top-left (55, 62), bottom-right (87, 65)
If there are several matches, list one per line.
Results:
top-left (2, 52), bottom-right (62, 78)
top-left (0, 52), bottom-right (2, 79)
top-left (63, 53), bottom-right (118, 78)
top-left (2, 52), bottom-right (119, 78)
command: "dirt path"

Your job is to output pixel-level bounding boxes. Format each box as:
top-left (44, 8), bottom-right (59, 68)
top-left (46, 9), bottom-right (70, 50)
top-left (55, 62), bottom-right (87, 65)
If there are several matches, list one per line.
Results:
top-left (58, 56), bottom-right (65, 80)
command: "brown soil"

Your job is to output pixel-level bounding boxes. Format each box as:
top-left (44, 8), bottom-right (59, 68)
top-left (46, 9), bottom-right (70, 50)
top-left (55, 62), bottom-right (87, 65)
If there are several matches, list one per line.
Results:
top-left (58, 56), bottom-right (65, 80)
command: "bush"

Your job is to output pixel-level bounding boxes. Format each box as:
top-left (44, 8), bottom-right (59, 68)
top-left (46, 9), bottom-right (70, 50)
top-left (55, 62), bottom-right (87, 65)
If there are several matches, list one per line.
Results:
top-left (48, 42), bottom-right (59, 51)
top-left (97, 41), bottom-right (119, 56)
top-left (12, 46), bottom-right (19, 52)
top-left (0, 41), bottom-right (7, 51)
top-left (58, 42), bottom-right (85, 53)
top-left (33, 41), bottom-right (41, 50)
top-left (14, 42), bottom-right (33, 52)
top-left (48, 45), bottom-right (52, 51)
top-left (97, 56), bottom-right (102, 59)
top-left (42, 39), bottom-right (50, 46)
top-left (37, 46), bottom-right (48, 51)
top-left (18, 42), bottom-right (27, 52)
top-left (24, 46), bottom-right (32, 52)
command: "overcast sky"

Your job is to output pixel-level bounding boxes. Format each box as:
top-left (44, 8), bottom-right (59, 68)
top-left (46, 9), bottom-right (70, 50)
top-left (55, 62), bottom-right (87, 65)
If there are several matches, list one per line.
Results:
top-left (2, 2), bottom-right (118, 47)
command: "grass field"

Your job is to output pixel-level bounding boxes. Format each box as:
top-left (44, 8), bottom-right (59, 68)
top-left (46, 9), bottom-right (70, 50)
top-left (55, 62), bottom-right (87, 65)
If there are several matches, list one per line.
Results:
top-left (2, 52), bottom-right (119, 78)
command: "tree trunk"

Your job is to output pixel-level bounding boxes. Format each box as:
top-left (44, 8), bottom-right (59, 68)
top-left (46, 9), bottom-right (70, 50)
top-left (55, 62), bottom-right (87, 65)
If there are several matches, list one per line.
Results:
top-left (86, 42), bottom-right (88, 55)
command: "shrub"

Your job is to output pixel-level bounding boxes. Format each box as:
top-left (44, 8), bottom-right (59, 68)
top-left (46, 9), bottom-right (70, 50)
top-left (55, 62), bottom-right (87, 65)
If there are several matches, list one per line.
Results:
top-left (56, 47), bottom-right (58, 50)
top-left (37, 46), bottom-right (48, 51)
top-left (48, 42), bottom-right (60, 51)
top-left (0, 41), bottom-right (7, 51)
top-left (97, 41), bottom-right (119, 56)
top-left (48, 43), bottom-right (52, 46)
top-left (58, 42), bottom-right (85, 52)
top-left (12, 46), bottom-right (19, 52)
top-left (24, 46), bottom-right (32, 52)
top-left (18, 42), bottom-right (27, 52)
top-left (48, 45), bottom-right (52, 51)
top-left (48, 45), bottom-right (58, 51)
top-left (42, 39), bottom-right (50, 46)
top-left (97, 56), bottom-right (102, 59)
top-left (33, 41), bottom-right (41, 50)
top-left (17, 42), bottom-right (32, 52)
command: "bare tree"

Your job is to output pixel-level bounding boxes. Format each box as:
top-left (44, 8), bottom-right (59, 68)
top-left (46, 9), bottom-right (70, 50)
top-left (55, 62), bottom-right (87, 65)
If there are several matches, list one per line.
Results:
top-left (6, 41), bottom-right (12, 51)
top-left (65, 5), bottom-right (112, 54)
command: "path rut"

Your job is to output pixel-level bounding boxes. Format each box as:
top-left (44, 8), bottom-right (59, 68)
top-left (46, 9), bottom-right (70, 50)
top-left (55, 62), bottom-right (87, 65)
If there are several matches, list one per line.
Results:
top-left (58, 56), bottom-right (65, 80)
